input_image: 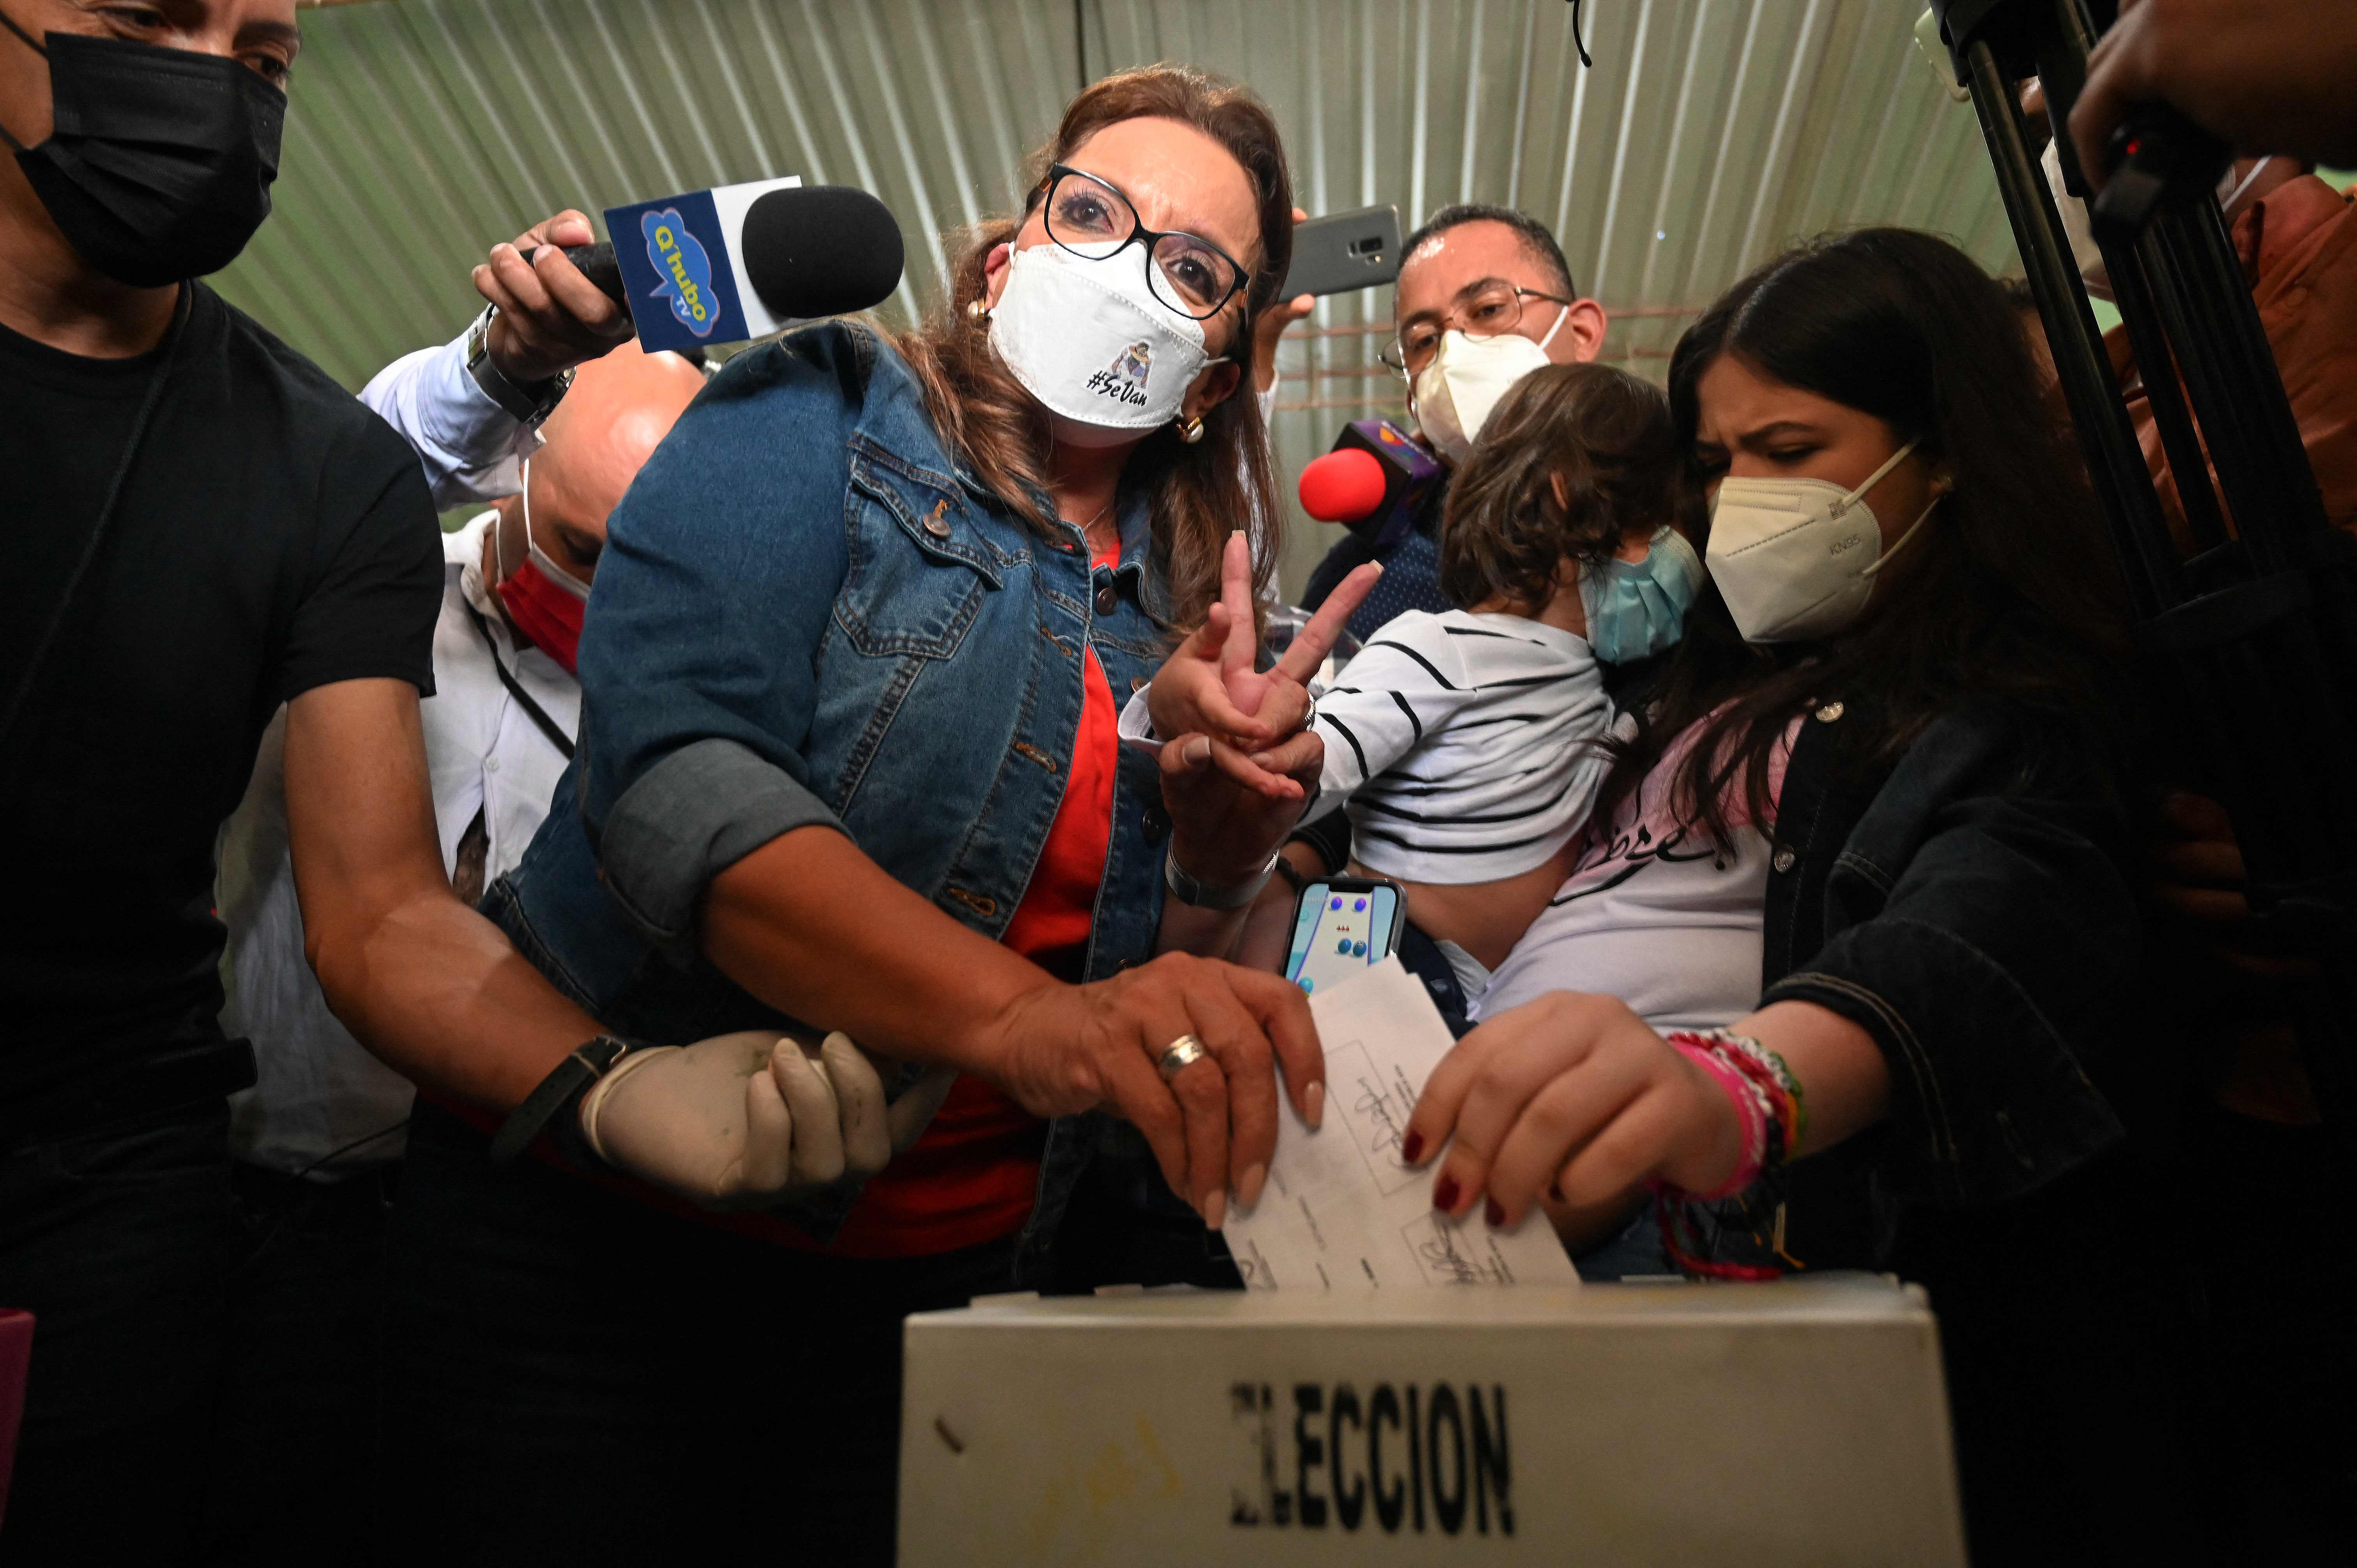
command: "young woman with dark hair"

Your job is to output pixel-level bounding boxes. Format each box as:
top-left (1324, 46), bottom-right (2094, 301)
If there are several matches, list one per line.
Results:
top-left (1405, 223), bottom-right (2139, 1248)
top-left (1390, 227), bottom-right (2196, 1550)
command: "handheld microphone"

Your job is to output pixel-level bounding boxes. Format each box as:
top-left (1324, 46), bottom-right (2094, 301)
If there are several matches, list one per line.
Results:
top-left (1297, 417), bottom-right (1443, 546)
top-left (523, 180), bottom-right (906, 351)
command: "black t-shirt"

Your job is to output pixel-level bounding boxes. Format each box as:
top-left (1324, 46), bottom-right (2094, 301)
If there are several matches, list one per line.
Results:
top-left (0, 283), bottom-right (440, 1123)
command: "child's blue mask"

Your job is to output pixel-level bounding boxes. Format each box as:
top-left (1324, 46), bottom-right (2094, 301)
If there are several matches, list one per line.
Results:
top-left (1577, 526), bottom-right (1701, 664)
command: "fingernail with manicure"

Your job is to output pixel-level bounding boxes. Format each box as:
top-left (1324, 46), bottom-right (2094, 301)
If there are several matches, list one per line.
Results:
top-left (1240, 1163), bottom-right (1267, 1209)
top-left (1433, 1174), bottom-right (1460, 1213)
top-left (1202, 1189), bottom-right (1226, 1230)
top-left (1400, 1130), bottom-right (1424, 1164)
top-left (1485, 1198), bottom-right (1506, 1228)
top-left (1304, 1081), bottom-right (1325, 1130)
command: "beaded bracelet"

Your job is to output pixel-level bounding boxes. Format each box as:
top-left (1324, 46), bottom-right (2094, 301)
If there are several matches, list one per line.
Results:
top-left (1653, 1029), bottom-right (1810, 1281)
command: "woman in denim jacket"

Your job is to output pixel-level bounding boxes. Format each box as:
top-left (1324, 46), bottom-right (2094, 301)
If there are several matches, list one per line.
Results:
top-left (381, 69), bottom-right (1371, 1564)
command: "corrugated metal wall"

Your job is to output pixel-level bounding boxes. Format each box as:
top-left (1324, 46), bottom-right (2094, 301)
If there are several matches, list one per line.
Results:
top-left (222, 0), bottom-right (2017, 590)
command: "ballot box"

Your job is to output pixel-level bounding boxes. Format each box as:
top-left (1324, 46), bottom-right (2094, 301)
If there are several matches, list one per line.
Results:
top-left (898, 1273), bottom-right (1965, 1567)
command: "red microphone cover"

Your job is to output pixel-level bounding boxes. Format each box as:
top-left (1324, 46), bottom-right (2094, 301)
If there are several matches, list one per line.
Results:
top-left (1297, 447), bottom-right (1391, 523)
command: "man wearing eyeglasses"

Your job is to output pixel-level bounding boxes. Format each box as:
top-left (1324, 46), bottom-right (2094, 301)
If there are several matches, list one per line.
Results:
top-left (1298, 204), bottom-right (1607, 642)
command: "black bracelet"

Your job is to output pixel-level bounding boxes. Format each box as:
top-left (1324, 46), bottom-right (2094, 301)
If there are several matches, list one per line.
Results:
top-left (488, 1035), bottom-right (633, 1163)
top-left (1270, 854), bottom-right (1309, 895)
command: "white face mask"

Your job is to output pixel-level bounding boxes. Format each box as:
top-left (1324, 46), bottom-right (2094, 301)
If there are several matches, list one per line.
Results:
top-left (989, 242), bottom-right (1224, 447)
top-left (2215, 155), bottom-right (2277, 217)
top-left (2041, 138), bottom-right (2112, 301)
top-left (506, 457), bottom-right (590, 601)
top-left (1410, 304), bottom-right (1565, 464)
top-left (1705, 437), bottom-right (1938, 644)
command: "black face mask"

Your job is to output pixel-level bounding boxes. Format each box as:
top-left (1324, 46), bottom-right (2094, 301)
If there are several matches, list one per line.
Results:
top-left (0, 13), bottom-right (284, 287)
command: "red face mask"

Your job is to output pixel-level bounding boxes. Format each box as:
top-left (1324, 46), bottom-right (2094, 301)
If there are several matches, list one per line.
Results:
top-left (494, 459), bottom-right (592, 674)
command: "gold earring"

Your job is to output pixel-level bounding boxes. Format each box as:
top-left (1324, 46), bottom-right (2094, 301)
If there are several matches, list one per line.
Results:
top-left (1176, 414), bottom-right (1205, 445)
top-left (965, 298), bottom-right (990, 322)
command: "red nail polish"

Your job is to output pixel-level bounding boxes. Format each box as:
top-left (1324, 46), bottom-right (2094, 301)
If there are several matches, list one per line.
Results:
top-left (1401, 1131), bottom-right (1424, 1164)
top-left (1485, 1198), bottom-right (1506, 1227)
top-left (1433, 1175), bottom-right (1460, 1212)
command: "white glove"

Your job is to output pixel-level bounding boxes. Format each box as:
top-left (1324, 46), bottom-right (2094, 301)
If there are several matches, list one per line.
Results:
top-left (577, 1029), bottom-right (956, 1210)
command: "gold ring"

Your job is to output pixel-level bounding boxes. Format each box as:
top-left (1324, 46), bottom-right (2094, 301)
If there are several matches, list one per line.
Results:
top-left (1156, 1033), bottom-right (1209, 1082)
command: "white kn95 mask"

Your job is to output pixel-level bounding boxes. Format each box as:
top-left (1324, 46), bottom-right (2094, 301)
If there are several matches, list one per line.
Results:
top-left (1704, 437), bottom-right (1938, 644)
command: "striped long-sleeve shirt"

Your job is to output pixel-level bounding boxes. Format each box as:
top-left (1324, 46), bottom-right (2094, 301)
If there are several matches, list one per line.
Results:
top-left (1301, 608), bottom-right (1616, 883)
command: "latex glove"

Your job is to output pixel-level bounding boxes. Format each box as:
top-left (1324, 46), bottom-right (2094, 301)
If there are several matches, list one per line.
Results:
top-left (580, 1029), bottom-right (956, 1210)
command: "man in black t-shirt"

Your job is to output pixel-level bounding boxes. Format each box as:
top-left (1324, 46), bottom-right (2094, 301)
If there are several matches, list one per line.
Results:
top-left (0, 2), bottom-right (634, 1557)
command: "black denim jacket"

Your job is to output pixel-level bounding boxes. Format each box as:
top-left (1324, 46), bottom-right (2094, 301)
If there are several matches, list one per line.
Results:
top-left (1734, 691), bottom-right (2141, 1268)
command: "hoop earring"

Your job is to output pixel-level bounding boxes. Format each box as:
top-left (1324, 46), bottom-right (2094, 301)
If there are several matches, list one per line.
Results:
top-left (965, 298), bottom-right (991, 322)
top-left (1175, 414), bottom-right (1205, 445)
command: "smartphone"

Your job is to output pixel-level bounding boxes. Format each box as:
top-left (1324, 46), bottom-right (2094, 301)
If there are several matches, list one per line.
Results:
top-left (1278, 205), bottom-right (1403, 298)
top-left (1284, 876), bottom-right (1406, 995)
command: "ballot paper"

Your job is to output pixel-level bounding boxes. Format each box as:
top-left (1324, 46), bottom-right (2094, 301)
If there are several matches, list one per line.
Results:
top-left (1223, 957), bottom-right (1581, 1291)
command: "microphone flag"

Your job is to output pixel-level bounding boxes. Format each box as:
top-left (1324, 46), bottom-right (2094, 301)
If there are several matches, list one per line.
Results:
top-left (605, 175), bottom-right (802, 353)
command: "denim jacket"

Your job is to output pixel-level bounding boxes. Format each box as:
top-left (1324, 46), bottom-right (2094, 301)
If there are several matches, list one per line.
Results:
top-left (484, 320), bottom-right (1178, 1255)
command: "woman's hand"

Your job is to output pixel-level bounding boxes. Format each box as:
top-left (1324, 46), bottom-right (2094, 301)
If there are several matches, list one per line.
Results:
top-left (972, 952), bottom-right (1327, 1227)
top-left (1398, 992), bottom-right (1746, 1228)
top-left (1147, 531), bottom-right (1379, 760)
top-left (580, 1030), bottom-right (956, 1211)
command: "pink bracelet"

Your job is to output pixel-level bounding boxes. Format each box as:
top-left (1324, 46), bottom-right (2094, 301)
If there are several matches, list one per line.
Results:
top-left (1664, 1036), bottom-right (1771, 1201)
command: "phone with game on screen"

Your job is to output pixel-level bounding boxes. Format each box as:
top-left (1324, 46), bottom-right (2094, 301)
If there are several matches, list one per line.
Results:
top-left (1284, 876), bottom-right (1406, 996)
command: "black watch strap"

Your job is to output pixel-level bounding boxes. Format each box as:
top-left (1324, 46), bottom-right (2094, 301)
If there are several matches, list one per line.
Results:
top-left (489, 1035), bottom-right (632, 1163)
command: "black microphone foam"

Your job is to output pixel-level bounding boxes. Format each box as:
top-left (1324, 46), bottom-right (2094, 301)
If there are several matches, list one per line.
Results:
top-left (739, 184), bottom-right (905, 320)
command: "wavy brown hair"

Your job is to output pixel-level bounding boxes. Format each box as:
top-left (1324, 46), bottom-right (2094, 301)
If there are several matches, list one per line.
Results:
top-left (894, 66), bottom-right (1293, 630)
top-left (1438, 362), bottom-right (1679, 611)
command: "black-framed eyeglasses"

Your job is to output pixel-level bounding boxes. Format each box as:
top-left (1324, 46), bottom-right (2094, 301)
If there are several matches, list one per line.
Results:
top-left (1380, 283), bottom-right (1572, 376)
top-left (1038, 163), bottom-right (1252, 322)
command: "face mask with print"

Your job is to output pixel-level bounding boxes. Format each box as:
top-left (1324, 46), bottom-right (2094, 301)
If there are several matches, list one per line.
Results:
top-left (494, 459), bottom-right (593, 675)
top-left (989, 242), bottom-right (1224, 447)
top-left (1705, 438), bottom-right (1939, 644)
top-left (1577, 525), bottom-right (1703, 664)
top-left (0, 13), bottom-right (284, 287)
top-left (1410, 307), bottom-right (1565, 465)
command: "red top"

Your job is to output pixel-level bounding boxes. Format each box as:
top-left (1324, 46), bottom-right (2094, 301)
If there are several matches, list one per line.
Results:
top-left (816, 555), bottom-right (1123, 1258)
top-left (444, 557), bottom-right (1127, 1259)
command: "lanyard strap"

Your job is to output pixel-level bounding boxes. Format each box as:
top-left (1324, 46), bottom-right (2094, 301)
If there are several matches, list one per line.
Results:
top-left (461, 599), bottom-right (576, 761)
top-left (0, 285), bottom-right (191, 756)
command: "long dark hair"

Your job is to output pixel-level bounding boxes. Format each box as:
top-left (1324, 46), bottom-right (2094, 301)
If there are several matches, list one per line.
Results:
top-left (896, 66), bottom-right (1293, 629)
top-left (1438, 362), bottom-right (1679, 611)
top-left (1598, 228), bottom-right (2132, 842)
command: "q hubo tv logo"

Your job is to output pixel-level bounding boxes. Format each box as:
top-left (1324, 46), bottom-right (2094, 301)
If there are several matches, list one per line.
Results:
top-left (1084, 340), bottom-right (1154, 408)
top-left (641, 208), bottom-right (719, 338)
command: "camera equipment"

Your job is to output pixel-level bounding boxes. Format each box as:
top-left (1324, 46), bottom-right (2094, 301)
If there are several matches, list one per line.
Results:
top-left (1929, 0), bottom-right (2357, 1153)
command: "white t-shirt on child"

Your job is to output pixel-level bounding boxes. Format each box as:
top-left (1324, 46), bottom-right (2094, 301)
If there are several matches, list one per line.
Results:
top-left (1479, 713), bottom-right (1803, 1031)
top-left (1299, 609), bottom-right (1616, 884)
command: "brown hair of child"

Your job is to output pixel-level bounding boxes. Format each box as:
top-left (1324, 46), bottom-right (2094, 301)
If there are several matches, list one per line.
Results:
top-left (1437, 362), bottom-right (1681, 613)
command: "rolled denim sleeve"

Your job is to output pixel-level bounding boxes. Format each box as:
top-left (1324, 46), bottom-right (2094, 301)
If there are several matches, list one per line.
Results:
top-left (571, 330), bottom-right (863, 958)
top-left (1764, 714), bottom-right (2138, 1208)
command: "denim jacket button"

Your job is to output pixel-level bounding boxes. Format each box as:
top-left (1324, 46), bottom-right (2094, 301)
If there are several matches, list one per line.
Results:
top-left (1141, 803), bottom-right (1171, 841)
top-left (1772, 846), bottom-right (1797, 873)
top-left (1095, 584), bottom-right (1118, 616)
top-left (1814, 701), bottom-right (1845, 723)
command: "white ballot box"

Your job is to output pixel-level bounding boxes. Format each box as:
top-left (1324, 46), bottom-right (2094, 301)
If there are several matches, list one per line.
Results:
top-left (899, 1273), bottom-right (1965, 1567)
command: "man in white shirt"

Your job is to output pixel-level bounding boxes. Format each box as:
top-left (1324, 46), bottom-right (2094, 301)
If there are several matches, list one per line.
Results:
top-left (205, 330), bottom-right (701, 1560)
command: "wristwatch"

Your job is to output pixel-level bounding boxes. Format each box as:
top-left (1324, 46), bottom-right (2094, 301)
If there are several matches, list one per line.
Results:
top-left (488, 1034), bottom-right (633, 1163)
top-left (1163, 846), bottom-right (1279, 910)
top-left (465, 305), bottom-right (574, 428)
